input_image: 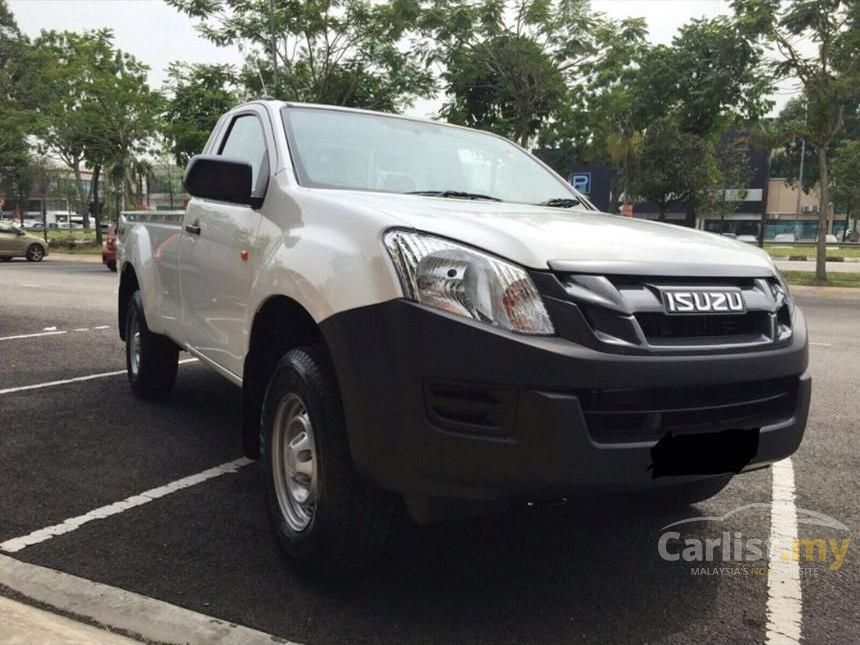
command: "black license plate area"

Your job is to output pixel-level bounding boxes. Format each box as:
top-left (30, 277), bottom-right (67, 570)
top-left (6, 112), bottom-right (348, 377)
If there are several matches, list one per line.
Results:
top-left (649, 428), bottom-right (760, 478)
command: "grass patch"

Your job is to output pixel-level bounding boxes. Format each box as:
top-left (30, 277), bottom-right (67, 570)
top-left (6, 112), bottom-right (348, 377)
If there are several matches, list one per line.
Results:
top-left (781, 270), bottom-right (860, 288)
top-left (45, 229), bottom-right (99, 242)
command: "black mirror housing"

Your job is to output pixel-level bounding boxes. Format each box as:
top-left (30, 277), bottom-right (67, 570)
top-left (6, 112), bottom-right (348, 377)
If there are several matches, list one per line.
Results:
top-left (183, 155), bottom-right (254, 206)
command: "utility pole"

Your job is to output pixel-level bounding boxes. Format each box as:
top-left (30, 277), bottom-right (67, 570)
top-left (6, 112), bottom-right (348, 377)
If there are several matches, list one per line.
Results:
top-left (794, 136), bottom-right (806, 239)
top-left (794, 102), bottom-right (807, 240)
top-left (41, 170), bottom-right (48, 244)
top-left (269, 0), bottom-right (278, 96)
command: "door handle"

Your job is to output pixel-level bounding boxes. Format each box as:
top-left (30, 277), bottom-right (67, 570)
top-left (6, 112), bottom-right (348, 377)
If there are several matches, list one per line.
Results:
top-left (185, 222), bottom-right (201, 235)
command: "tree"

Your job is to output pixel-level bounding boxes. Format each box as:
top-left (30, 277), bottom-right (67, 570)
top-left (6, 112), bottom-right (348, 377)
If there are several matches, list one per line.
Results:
top-left (163, 63), bottom-right (240, 166)
top-left (28, 30), bottom-right (162, 240)
top-left (0, 0), bottom-right (33, 219)
top-left (632, 17), bottom-right (772, 140)
top-left (712, 132), bottom-right (753, 227)
top-left (832, 139), bottom-right (860, 239)
top-left (734, 0), bottom-right (860, 282)
top-left (639, 117), bottom-right (718, 223)
top-left (167, 0), bottom-right (433, 111)
top-left (427, 0), bottom-right (633, 148)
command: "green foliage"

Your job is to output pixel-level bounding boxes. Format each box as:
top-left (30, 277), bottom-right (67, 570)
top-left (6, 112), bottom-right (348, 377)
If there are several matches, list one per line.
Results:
top-left (631, 17), bottom-right (772, 138)
top-left (27, 29), bottom-right (162, 238)
top-left (832, 139), bottom-right (860, 214)
top-left (164, 63), bottom-right (240, 166)
top-left (428, 0), bottom-right (622, 147)
top-left (639, 117), bottom-right (718, 222)
top-left (733, 0), bottom-right (860, 278)
top-left (0, 0), bottom-right (32, 205)
top-left (167, 0), bottom-right (433, 111)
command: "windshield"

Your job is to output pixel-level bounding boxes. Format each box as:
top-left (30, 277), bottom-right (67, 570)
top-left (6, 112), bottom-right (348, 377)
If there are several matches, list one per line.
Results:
top-left (281, 107), bottom-right (591, 209)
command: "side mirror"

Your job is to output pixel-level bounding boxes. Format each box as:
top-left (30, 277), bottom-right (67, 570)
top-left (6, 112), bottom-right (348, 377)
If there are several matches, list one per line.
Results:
top-left (183, 155), bottom-right (254, 207)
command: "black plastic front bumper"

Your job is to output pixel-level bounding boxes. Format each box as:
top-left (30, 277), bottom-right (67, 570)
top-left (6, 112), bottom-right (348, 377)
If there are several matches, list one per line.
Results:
top-left (320, 299), bottom-right (810, 501)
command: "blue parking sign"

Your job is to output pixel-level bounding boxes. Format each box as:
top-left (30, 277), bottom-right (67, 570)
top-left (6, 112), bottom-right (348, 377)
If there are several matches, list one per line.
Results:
top-left (569, 172), bottom-right (591, 194)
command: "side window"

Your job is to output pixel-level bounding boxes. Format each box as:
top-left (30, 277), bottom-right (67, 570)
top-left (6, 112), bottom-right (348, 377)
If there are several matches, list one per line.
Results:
top-left (219, 115), bottom-right (269, 198)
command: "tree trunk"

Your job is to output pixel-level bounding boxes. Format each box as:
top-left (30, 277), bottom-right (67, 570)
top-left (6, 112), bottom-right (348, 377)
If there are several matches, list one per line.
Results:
top-left (658, 204), bottom-right (667, 221)
top-left (72, 160), bottom-right (90, 227)
top-left (815, 153), bottom-right (829, 283)
top-left (759, 153), bottom-right (771, 248)
top-left (91, 165), bottom-right (103, 246)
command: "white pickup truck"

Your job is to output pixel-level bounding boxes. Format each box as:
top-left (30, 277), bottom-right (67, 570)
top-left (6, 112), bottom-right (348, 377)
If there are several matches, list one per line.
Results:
top-left (118, 101), bottom-right (810, 575)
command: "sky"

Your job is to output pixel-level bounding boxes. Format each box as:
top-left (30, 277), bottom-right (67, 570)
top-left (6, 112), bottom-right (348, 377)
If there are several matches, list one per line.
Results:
top-left (9, 0), bottom-right (801, 117)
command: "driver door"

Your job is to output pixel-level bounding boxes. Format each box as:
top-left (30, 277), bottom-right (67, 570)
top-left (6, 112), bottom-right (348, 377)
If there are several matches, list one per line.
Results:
top-left (178, 110), bottom-right (270, 378)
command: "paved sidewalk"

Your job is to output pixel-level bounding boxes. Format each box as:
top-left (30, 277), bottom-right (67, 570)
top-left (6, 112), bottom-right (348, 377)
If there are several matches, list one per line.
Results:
top-left (45, 253), bottom-right (102, 264)
top-left (0, 595), bottom-right (139, 644)
top-left (775, 259), bottom-right (860, 273)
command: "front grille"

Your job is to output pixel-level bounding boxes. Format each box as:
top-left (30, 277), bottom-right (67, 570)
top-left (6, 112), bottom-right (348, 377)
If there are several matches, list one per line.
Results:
top-left (542, 271), bottom-right (792, 354)
top-left (578, 376), bottom-right (798, 444)
top-left (636, 311), bottom-right (771, 341)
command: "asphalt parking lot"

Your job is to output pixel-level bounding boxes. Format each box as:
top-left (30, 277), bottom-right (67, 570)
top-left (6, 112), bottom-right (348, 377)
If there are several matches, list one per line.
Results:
top-left (0, 258), bottom-right (857, 644)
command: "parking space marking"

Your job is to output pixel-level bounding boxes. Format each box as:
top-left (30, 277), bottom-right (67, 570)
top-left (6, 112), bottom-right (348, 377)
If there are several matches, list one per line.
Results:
top-left (0, 326), bottom-right (115, 342)
top-left (0, 457), bottom-right (253, 554)
top-left (809, 342), bottom-right (832, 347)
top-left (766, 458), bottom-right (803, 644)
top-left (0, 358), bottom-right (197, 396)
top-left (0, 331), bottom-right (68, 342)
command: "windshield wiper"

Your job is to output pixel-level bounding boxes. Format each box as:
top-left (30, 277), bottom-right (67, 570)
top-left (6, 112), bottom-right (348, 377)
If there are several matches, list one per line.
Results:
top-left (407, 190), bottom-right (502, 202)
top-left (538, 197), bottom-right (583, 208)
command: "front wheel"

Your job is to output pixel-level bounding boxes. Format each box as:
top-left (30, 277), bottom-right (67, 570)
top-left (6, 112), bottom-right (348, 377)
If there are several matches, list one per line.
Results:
top-left (261, 346), bottom-right (394, 576)
top-left (125, 291), bottom-right (178, 400)
top-left (25, 244), bottom-right (44, 262)
top-left (0, 257), bottom-right (11, 262)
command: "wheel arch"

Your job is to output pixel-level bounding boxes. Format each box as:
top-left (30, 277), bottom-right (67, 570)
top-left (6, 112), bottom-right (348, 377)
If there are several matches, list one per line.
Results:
top-left (242, 295), bottom-right (327, 458)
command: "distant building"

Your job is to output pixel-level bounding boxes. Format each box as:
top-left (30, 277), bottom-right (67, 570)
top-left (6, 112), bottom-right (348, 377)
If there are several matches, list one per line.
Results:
top-left (538, 139), bottom-right (853, 241)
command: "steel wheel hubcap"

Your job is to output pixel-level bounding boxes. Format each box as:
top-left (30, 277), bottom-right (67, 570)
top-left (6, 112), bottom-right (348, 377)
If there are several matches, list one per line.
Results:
top-left (272, 393), bottom-right (317, 532)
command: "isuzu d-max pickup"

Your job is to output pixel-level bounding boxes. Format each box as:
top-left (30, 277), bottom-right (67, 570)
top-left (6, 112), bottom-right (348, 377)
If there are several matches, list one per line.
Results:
top-left (118, 101), bottom-right (810, 574)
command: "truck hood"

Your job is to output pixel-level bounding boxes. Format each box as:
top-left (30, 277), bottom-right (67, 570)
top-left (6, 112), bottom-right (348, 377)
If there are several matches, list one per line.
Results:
top-left (338, 191), bottom-right (777, 277)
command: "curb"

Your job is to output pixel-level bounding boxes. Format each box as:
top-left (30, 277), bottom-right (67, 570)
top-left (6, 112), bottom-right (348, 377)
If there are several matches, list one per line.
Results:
top-left (0, 555), bottom-right (296, 645)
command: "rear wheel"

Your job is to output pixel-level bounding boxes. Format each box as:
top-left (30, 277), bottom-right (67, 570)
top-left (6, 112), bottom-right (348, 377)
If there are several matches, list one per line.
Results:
top-left (125, 291), bottom-right (178, 400)
top-left (261, 346), bottom-right (394, 576)
top-left (25, 244), bottom-right (44, 262)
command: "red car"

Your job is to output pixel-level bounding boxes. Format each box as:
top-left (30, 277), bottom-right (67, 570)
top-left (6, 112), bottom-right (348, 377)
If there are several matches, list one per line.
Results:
top-left (102, 223), bottom-right (117, 272)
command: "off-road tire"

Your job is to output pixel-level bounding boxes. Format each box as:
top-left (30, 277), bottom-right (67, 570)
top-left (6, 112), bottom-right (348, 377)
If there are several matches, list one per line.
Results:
top-left (261, 346), bottom-right (394, 576)
top-left (125, 291), bottom-right (178, 400)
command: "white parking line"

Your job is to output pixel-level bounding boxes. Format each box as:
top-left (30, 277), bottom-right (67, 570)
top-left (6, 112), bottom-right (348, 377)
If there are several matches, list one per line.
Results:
top-left (0, 358), bottom-right (197, 396)
top-left (766, 458), bottom-right (803, 644)
top-left (809, 342), bottom-right (832, 347)
top-left (0, 331), bottom-right (68, 342)
top-left (0, 457), bottom-right (253, 553)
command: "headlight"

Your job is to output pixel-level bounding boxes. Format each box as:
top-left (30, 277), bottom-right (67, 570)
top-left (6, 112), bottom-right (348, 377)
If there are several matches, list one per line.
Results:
top-left (383, 229), bottom-right (554, 335)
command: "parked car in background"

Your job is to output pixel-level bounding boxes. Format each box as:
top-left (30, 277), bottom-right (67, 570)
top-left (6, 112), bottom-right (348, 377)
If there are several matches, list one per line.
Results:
top-left (738, 234), bottom-right (758, 244)
top-left (103, 223), bottom-right (117, 271)
top-left (773, 233), bottom-right (796, 243)
top-left (0, 222), bottom-right (48, 262)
